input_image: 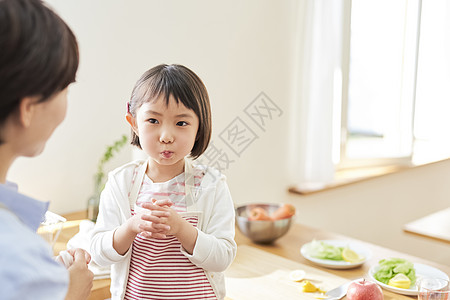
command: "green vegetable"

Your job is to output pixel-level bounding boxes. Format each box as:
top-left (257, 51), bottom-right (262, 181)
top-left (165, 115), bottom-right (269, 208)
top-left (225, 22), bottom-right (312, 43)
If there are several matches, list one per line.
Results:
top-left (307, 240), bottom-right (344, 261)
top-left (373, 258), bottom-right (416, 285)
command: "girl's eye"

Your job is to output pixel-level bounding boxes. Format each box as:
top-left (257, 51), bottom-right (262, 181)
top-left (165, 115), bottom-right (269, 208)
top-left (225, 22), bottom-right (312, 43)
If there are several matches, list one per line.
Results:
top-left (148, 118), bottom-right (159, 124)
top-left (177, 121), bottom-right (188, 126)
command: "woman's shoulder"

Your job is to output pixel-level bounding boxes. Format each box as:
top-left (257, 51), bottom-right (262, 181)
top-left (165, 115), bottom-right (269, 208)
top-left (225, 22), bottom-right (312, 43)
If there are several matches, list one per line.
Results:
top-left (0, 209), bottom-right (59, 261)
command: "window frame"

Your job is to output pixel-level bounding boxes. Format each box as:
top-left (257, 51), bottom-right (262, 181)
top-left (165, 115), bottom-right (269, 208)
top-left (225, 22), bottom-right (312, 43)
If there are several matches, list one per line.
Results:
top-left (337, 0), bottom-right (423, 170)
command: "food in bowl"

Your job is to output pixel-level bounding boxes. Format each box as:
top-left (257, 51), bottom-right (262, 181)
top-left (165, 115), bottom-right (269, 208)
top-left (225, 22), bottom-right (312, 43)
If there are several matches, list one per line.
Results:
top-left (235, 203), bottom-right (295, 243)
top-left (270, 203), bottom-right (296, 220)
top-left (248, 203), bottom-right (295, 221)
top-left (248, 207), bottom-right (272, 221)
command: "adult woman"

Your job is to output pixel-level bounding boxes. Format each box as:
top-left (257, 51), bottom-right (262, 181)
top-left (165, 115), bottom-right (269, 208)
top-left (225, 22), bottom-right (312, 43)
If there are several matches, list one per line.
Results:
top-left (0, 0), bottom-right (93, 299)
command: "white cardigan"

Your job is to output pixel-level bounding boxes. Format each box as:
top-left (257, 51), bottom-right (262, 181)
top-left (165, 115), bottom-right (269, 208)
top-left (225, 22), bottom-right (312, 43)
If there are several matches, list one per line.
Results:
top-left (89, 159), bottom-right (237, 300)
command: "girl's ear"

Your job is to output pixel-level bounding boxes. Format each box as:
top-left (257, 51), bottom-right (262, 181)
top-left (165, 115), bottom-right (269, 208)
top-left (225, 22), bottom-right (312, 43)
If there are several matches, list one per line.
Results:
top-left (126, 112), bottom-right (139, 135)
top-left (18, 96), bottom-right (39, 128)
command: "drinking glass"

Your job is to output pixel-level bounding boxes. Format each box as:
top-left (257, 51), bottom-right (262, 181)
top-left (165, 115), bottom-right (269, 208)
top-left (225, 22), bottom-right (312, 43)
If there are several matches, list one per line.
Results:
top-left (37, 211), bottom-right (66, 252)
top-left (418, 278), bottom-right (450, 300)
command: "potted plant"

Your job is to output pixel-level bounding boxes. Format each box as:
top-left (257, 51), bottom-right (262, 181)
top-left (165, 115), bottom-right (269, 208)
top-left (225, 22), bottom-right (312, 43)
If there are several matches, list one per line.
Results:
top-left (87, 134), bottom-right (128, 222)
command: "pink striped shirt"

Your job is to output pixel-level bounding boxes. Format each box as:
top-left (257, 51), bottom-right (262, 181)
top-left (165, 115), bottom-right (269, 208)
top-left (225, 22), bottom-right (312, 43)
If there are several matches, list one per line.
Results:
top-left (124, 172), bottom-right (216, 300)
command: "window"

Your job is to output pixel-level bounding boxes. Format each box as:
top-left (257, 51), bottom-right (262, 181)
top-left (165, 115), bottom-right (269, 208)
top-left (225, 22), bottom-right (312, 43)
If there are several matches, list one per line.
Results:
top-left (337, 0), bottom-right (450, 169)
top-left (413, 0), bottom-right (450, 165)
top-left (288, 0), bottom-right (450, 193)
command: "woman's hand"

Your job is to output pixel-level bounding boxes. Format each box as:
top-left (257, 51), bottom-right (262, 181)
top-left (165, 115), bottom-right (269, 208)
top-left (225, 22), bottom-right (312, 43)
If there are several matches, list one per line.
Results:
top-left (65, 249), bottom-right (94, 300)
top-left (56, 248), bottom-right (91, 268)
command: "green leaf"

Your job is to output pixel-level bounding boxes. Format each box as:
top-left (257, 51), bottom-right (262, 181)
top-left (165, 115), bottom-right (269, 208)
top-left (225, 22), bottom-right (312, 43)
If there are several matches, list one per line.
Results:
top-left (373, 258), bottom-right (416, 285)
top-left (307, 240), bottom-right (344, 261)
top-left (93, 135), bottom-right (128, 194)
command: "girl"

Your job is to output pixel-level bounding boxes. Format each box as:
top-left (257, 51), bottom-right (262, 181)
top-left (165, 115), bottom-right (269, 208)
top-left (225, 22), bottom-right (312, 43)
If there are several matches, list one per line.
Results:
top-left (90, 64), bottom-right (237, 300)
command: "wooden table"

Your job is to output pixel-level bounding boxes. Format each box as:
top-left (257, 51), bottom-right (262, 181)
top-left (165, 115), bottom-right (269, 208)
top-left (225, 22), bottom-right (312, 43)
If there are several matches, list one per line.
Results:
top-left (58, 211), bottom-right (450, 299)
top-left (56, 211), bottom-right (111, 300)
top-left (234, 223), bottom-right (450, 299)
top-left (403, 207), bottom-right (450, 244)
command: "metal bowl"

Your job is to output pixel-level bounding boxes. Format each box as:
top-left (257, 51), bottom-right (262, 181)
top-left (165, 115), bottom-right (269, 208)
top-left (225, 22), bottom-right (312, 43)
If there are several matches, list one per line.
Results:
top-left (235, 203), bottom-right (294, 244)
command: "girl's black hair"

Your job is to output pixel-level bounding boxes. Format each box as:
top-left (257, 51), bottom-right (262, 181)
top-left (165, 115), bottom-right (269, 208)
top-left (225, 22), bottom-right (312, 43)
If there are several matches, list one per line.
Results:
top-left (128, 64), bottom-right (212, 159)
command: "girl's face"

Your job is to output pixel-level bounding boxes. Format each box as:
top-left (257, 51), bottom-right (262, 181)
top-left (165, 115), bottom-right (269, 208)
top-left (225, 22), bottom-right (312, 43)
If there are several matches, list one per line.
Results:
top-left (128, 94), bottom-right (199, 172)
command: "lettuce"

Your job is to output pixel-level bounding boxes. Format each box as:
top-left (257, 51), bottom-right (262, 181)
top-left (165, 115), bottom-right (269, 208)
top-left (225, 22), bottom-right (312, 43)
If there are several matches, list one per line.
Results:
top-left (373, 258), bottom-right (416, 285)
top-left (307, 240), bottom-right (344, 261)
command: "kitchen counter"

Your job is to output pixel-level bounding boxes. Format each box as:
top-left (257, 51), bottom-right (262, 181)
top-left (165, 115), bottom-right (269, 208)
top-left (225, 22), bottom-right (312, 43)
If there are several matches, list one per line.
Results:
top-left (58, 211), bottom-right (450, 299)
top-left (403, 207), bottom-right (450, 244)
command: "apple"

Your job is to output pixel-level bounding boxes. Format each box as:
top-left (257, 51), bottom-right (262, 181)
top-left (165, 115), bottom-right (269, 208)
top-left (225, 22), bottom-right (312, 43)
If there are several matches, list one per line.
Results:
top-left (347, 279), bottom-right (384, 300)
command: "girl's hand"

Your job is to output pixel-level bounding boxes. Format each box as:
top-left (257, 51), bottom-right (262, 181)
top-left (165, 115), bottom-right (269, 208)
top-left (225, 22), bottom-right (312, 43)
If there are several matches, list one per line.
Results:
top-left (151, 198), bottom-right (174, 208)
top-left (135, 200), bottom-right (198, 254)
top-left (127, 206), bottom-right (170, 237)
top-left (159, 206), bottom-right (186, 236)
top-left (139, 198), bottom-right (173, 238)
top-left (113, 205), bottom-right (170, 255)
top-left (136, 202), bottom-right (172, 238)
top-left (140, 200), bottom-right (186, 237)
top-left (156, 206), bottom-right (198, 254)
top-left (133, 198), bottom-right (173, 238)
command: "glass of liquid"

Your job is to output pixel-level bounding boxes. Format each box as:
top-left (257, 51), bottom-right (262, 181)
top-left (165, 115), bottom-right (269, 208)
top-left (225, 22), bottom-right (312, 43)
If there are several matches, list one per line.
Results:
top-left (37, 211), bottom-right (66, 253)
top-left (418, 278), bottom-right (450, 300)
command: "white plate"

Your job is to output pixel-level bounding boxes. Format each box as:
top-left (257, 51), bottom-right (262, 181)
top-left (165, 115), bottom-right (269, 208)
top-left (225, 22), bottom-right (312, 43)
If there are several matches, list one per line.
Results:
top-left (300, 239), bottom-right (371, 269)
top-left (368, 263), bottom-right (449, 296)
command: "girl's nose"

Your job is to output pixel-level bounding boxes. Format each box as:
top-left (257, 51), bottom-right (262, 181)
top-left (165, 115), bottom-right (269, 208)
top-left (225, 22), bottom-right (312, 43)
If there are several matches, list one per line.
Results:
top-left (160, 128), bottom-right (174, 144)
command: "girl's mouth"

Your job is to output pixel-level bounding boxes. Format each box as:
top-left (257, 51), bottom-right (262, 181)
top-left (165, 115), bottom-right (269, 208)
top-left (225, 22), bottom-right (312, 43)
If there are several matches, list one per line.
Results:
top-left (161, 151), bottom-right (173, 159)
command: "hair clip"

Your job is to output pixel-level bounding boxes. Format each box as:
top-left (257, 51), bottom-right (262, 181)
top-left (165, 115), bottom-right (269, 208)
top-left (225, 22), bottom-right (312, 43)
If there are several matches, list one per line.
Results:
top-left (126, 101), bottom-right (131, 113)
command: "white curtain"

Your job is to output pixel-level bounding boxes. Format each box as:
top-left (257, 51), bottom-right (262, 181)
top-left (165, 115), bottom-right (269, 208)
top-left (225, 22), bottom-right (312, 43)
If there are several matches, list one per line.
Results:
top-left (288, 0), bottom-right (344, 190)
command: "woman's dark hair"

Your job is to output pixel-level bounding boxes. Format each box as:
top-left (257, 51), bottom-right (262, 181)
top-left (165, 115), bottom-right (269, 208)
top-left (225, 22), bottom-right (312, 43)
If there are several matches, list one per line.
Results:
top-left (0, 0), bottom-right (79, 138)
top-left (128, 64), bottom-right (212, 159)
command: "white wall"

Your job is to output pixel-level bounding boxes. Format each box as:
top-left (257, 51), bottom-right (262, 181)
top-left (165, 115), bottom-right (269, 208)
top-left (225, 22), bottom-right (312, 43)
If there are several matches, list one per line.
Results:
top-left (9, 0), bottom-right (299, 213)
top-left (8, 1), bottom-right (449, 266)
